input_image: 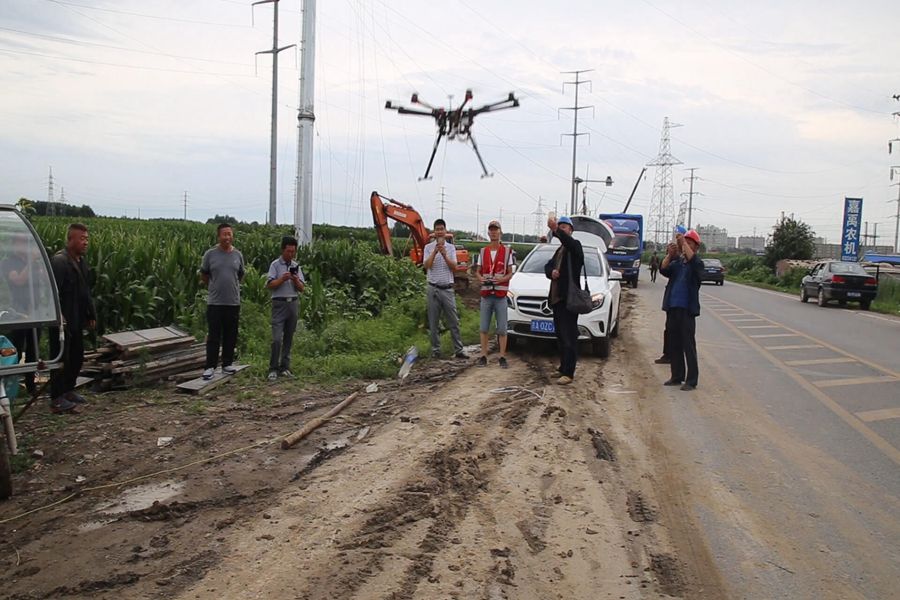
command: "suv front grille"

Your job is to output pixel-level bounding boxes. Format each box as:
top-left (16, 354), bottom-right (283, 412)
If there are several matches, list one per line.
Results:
top-left (515, 296), bottom-right (554, 318)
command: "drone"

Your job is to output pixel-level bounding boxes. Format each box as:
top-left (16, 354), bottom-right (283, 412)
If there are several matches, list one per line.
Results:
top-left (385, 89), bottom-right (519, 180)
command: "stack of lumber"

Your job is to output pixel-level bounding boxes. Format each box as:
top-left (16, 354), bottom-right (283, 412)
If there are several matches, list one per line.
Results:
top-left (82, 326), bottom-right (205, 390)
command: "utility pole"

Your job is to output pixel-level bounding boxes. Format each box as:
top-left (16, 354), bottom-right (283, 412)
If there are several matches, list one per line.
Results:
top-left (254, 0), bottom-right (296, 227)
top-left (476, 203), bottom-right (480, 238)
top-left (437, 187), bottom-right (447, 220)
top-left (183, 191), bottom-right (189, 221)
top-left (683, 168), bottom-right (700, 229)
top-left (891, 167), bottom-right (900, 253)
top-left (294, 0), bottom-right (316, 245)
top-left (560, 69), bottom-right (593, 215)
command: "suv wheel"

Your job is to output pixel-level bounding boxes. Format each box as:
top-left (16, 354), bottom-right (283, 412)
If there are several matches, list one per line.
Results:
top-left (800, 287), bottom-right (808, 303)
top-left (593, 336), bottom-right (611, 358)
top-left (817, 288), bottom-right (827, 307)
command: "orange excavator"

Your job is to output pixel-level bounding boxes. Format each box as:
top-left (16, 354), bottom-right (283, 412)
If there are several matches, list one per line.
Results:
top-left (370, 191), bottom-right (470, 286)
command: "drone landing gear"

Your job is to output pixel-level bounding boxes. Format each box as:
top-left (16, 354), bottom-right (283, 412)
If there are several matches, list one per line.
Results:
top-left (418, 130), bottom-right (444, 181)
top-left (468, 135), bottom-right (492, 179)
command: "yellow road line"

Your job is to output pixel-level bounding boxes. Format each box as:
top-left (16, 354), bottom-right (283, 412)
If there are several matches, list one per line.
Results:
top-left (784, 357), bottom-right (857, 366)
top-left (764, 344), bottom-right (823, 350)
top-left (750, 333), bottom-right (799, 338)
top-left (702, 293), bottom-right (900, 466)
top-left (856, 407), bottom-right (900, 423)
top-left (814, 376), bottom-right (898, 389)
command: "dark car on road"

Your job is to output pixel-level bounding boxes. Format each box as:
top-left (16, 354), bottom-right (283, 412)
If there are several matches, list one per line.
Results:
top-left (700, 258), bottom-right (725, 285)
top-left (800, 261), bottom-right (878, 310)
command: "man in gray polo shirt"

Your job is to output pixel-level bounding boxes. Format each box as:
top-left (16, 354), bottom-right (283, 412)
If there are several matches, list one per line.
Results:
top-left (423, 219), bottom-right (466, 359)
top-left (200, 223), bottom-right (245, 380)
top-left (266, 236), bottom-right (305, 381)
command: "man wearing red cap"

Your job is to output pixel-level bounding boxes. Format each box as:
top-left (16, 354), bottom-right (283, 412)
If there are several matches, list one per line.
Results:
top-left (476, 220), bottom-right (514, 368)
top-left (659, 229), bottom-right (704, 390)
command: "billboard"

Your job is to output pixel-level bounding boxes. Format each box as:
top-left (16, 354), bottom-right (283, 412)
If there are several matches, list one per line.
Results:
top-left (840, 197), bottom-right (863, 262)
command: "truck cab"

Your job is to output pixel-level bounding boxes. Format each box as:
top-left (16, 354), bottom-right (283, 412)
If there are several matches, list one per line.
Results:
top-left (599, 214), bottom-right (643, 288)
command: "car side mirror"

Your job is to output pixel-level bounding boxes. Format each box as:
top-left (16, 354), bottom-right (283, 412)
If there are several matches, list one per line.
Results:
top-left (609, 271), bottom-right (623, 281)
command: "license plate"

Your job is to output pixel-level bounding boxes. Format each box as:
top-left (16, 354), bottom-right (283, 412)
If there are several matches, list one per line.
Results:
top-left (847, 291), bottom-right (861, 298)
top-left (530, 319), bottom-right (555, 333)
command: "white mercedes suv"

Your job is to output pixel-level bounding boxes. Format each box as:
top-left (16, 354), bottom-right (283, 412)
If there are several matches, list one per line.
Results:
top-left (505, 222), bottom-right (622, 358)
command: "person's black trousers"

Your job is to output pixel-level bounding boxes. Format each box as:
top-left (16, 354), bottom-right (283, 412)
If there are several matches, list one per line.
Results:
top-left (662, 309), bottom-right (674, 358)
top-left (668, 308), bottom-right (698, 386)
top-left (9, 329), bottom-right (39, 393)
top-left (552, 301), bottom-right (580, 377)
top-left (206, 305), bottom-right (240, 369)
top-left (49, 326), bottom-right (84, 400)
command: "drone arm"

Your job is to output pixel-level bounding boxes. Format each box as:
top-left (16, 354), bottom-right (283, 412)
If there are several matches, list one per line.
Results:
top-left (470, 93), bottom-right (520, 116)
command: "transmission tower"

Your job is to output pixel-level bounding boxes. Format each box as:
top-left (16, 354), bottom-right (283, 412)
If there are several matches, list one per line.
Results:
top-left (437, 187), bottom-right (448, 220)
top-left (889, 96), bottom-right (900, 252)
top-left (682, 167), bottom-right (701, 229)
top-left (46, 166), bottom-right (55, 217)
top-left (531, 197), bottom-right (546, 237)
top-left (646, 117), bottom-right (683, 245)
top-left (59, 187), bottom-right (66, 205)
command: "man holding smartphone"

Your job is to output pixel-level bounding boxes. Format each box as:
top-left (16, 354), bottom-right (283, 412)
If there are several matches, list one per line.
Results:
top-left (423, 219), bottom-right (466, 359)
top-left (659, 229), bottom-right (704, 390)
top-left (266, 236), bottom-right (305, 381)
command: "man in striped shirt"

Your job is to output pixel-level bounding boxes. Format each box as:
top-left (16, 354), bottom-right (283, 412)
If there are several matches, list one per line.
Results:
top-left (423, 219), bottom-right (466, 359)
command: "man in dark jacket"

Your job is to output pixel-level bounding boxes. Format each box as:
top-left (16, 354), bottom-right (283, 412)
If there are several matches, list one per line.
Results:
top-left (658, 229), bottom-right (704, 391)
top-left (49, 223), bottom-right (96, 413)
top-left (544, 215), bottom-right (584, 385)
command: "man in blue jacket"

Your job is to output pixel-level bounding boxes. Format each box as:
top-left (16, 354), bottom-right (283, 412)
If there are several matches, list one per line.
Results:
top-left (658, 229), bottom-right (704, 391)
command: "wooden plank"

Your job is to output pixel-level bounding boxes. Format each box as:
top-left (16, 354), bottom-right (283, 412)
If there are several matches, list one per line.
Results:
top-left (119, 337), bottom-right (196, 357)
top-left (176, 364), bottom-right (250, 395)
top-left (102, 326), bottom-right (190, 350)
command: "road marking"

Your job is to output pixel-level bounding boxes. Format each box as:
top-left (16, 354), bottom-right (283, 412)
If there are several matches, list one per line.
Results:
top-left (703, 292), bottom-right (900, 466)
top-left (814, 376), bottom-right (899, 389)
top-left (737, 325), bottom-right (781, 329)
top-left (784, 357), bottom-right (857, 366)
top-left (729, 318), bottom-right (765, 322)
top-left (855, 407), bottom-right (900, 423)
top-left (750, 333), bottom-right (799, 338)
top-left (765, 344), bottom-right (823, 350)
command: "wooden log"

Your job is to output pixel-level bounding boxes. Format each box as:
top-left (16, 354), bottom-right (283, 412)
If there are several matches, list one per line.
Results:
top-left (281, 392), bottom-right (360, 450)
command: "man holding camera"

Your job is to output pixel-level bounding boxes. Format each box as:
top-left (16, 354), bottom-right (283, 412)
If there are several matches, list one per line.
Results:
top-left (423, 219), bottom-right (466, 359)
top-left (476, 220), bottom-right (513, 368)
top-left (266, 236), bottom-right (305, 381)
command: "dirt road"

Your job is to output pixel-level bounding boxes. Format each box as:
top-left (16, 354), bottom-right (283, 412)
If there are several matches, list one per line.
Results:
top-left (1, 291), bottom-right (723, 599)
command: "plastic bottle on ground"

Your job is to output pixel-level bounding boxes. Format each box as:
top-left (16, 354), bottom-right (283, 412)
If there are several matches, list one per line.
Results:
top-left (397, 346), bottom-right (418, 380)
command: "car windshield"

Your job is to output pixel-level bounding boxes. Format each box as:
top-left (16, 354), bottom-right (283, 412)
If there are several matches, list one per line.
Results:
top-left (830, 262), bottom-right (868, 276)
top-left (0, 209), bottom-right (58, 327)
top-left (608, 233), bottom-right (640, 254)
top-left (703, 259), bottom-right (722, 268)
top-left (519, 245), bottom-right (604, 277)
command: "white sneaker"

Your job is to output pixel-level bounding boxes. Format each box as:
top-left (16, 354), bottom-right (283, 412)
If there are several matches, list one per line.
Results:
top-left (222, 365), bottom-right (238, 375)
top-left (267, 371), bottom-right (278, 382)
top-left (202, 368), bottom-right (215, 380)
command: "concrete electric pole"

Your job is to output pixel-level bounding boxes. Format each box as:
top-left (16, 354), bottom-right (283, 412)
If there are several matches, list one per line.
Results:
top-left (560, 70), bottom-right (593, 216)
top-left (294, 0), bottom-right (316, 245)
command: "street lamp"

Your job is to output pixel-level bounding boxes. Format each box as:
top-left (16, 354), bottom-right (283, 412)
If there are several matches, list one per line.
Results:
top-left (573, 176), bottom-right (613, 215)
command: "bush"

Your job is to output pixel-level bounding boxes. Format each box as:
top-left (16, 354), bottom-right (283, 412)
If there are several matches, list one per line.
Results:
top-left (777, 267), bottom-right (807, 290)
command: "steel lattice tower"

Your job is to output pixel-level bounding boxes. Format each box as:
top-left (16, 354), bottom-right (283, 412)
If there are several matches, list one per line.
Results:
top-left (646, 117), bottom-right (682, 246)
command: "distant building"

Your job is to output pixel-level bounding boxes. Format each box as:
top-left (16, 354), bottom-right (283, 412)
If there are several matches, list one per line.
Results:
top-left (696, 224), bottom-right (729, 251)
top-left (726, 237), bottom-right (737, 251)
top-left (815, 243), bottom-right (894, 260)
top-left (738, 235), bottom-right (766, 251)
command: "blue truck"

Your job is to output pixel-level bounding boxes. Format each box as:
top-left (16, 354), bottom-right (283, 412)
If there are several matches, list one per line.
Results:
top-left (598, 213), bottom-right (643, 288)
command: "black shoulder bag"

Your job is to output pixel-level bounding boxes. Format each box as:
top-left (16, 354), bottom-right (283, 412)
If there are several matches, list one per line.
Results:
top-left (565, 252), bottom-right (593, 314)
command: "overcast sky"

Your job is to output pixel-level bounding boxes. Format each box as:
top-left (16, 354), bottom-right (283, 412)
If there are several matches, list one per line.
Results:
top-left (2, 0), bottom-right (899, 245)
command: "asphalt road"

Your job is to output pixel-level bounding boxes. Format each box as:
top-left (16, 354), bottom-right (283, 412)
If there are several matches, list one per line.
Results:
top-left (635, 272), bottom-right (900, 599)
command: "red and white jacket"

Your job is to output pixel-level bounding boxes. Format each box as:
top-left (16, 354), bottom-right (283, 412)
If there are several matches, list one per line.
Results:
top-left (479, 244), bottom-right (512, 298)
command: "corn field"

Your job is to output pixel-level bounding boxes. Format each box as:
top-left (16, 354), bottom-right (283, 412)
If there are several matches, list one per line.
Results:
top-left (29, 218), bottom-right (426, 336)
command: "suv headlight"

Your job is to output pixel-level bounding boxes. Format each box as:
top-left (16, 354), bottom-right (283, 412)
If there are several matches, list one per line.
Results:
top-left (591, 292), bottom-right (606, 310)
top-left (633, 259), bottom-right (641, 268)
top-left (506, 292), bottom-right (515, 309)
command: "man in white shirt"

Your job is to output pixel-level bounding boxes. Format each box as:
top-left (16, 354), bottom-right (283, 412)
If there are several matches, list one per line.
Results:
top-left (266, 236), bottom-right (305, 381)
top-left (423, 219), bottom-right (466, 359)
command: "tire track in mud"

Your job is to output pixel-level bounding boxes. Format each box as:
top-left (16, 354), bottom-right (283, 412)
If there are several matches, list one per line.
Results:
top-left (300, 374), bottom-right (544, 600)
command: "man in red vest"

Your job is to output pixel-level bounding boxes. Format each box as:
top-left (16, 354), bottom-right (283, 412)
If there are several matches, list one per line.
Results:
top-left (477, 220), bottom-right (514, 368)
